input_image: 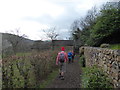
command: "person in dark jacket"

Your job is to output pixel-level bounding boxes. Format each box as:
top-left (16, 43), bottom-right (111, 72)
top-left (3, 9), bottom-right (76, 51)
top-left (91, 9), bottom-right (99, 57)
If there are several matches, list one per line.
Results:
top-left (72, 51), bottom-right (75, 62)
top-left (68, 51), bottom-right (73, 63)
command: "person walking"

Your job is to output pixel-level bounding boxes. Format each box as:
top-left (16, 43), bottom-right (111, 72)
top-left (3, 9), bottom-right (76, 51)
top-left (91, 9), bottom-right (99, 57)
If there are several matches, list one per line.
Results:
top-left (72, 51), bottom-right (75, 63)
top-left (68, 51), bottom-right (73, 63)
top-left (56, 47), bottom-right (68, 80)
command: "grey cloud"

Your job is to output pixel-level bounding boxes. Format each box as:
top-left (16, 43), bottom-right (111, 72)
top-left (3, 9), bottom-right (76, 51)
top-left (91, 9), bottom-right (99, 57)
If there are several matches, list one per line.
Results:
top-left (24, 2), bottom-right (84, 30)
top-left (23, 1), bottom-right (97, 39)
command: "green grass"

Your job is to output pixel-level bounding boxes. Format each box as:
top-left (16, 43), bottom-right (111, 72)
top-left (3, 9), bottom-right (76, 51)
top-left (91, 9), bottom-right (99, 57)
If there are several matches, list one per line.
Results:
top-left (2, 52), bottom-right (31, 58)
top-left (16, 52), bottom-right (31, 56)
top-left (81, 67), bottom-right (90, 88)
top-left (110, 44), bottom-right (120, 50)
top-left (39, 69), bottom-right (58, 88)
top-left (81, 66), bottom-right (113, 88)
top-left (78, 56), bottom-right (113, 88)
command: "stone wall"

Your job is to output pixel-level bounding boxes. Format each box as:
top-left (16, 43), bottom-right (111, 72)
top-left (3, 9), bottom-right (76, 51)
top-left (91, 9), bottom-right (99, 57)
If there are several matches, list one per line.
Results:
top-left (80, 46), bottom-right (120, 88)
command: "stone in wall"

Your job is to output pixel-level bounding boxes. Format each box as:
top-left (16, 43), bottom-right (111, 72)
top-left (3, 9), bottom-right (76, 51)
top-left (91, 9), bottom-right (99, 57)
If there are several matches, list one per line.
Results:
top-left (80, 47), bottom-right (120, 88)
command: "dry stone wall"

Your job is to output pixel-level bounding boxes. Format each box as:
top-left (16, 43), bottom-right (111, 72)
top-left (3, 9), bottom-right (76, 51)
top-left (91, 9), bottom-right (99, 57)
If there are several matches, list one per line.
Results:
top-left (80, 46), bottom-right (120, 88)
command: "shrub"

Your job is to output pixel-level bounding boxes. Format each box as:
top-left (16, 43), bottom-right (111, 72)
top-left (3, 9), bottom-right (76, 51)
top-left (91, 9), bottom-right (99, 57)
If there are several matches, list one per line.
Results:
top-left (109, 44), bottom-right (120, 50)
top-left (82, 66), bottom-right (113, 88)
top-left (80, 55), bottom-right (85, 67)
top-left (2, 50), bottom-right (58, 88)
top-left (79, 47), bottom-right (84, 56)
top-left (100, 43), bottom-right (110, 48)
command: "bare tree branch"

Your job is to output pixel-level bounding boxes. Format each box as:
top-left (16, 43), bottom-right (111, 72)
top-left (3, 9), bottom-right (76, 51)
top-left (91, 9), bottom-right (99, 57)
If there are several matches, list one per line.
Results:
top-left (43, 27), bottom-right (59, 40)
top-left (6, 28), bottom-right (28, 54)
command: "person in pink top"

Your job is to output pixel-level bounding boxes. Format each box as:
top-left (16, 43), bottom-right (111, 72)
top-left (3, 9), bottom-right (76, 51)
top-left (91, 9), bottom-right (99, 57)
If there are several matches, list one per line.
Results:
top-left (56, 47), bottom-right (68, 80)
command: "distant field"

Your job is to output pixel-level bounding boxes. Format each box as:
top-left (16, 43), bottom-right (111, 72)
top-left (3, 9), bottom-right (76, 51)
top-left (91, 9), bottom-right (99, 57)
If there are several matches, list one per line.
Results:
top-left (110, 44), bottom-right (120, 50)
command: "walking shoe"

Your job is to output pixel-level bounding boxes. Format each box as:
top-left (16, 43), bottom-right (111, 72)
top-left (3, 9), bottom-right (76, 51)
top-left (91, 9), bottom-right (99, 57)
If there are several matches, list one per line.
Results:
top-left (61, 76), bottom-right (64, 80)
top-left (58, 73), bottom-right (62, 78)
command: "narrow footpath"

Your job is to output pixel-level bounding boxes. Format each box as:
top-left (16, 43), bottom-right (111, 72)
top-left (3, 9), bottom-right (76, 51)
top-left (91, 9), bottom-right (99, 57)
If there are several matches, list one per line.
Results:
top-left (47, 55), bottom-right (82, 88)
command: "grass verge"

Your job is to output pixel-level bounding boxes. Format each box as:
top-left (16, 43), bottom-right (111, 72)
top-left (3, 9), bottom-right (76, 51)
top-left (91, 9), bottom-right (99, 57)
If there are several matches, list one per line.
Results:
top-left (39, 69), bottom-right (59, 88)
top-left (79, 55), bottom-right (113, 88)
top-left (16, 52), bottom-right (31, 56)
top-left (110, 44), bottom-right (120, 50)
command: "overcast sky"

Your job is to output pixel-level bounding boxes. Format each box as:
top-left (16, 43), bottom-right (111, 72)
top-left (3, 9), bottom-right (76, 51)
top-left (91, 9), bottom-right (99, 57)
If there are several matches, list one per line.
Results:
top-left (0, 0), bottom-right (116, 41)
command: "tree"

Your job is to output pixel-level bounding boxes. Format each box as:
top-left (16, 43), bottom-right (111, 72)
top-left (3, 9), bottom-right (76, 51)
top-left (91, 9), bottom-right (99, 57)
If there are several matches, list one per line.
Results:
top-left (43, 27), bottom-right (59, 40)
top-left (71, 2), bottom-right (120, 46)
top-left (43, 27), bottom-right (59, 50)
top-left (70, 6), bottom-right (98, 46)
top-left (90, 7), bottom-right (120, 46)
top-left (5, 28), bottom-right (27, 54)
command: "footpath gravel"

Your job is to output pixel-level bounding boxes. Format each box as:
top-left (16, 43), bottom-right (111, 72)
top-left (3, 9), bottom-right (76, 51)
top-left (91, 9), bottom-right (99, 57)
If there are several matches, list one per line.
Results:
top-left (47, 56), bottom-right (82, 88)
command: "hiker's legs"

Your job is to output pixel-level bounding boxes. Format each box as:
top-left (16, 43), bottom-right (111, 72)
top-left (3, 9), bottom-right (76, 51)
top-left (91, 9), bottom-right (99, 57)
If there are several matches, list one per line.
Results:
top-left (72, 56), bottom-right (74, 63)
top-left (59, 63), bottom-right (64, 76)
top-left (68, 57), bottom-right (71, 63)
top-left (59, 70), bottom-right (64, 79)
top-left (60, 64), bottom-right (64, 76)
top-left (61, 71), bottom-right (64, 75)
top-left (60, 72), bottom-right (64, 80)
top-left (58, 63), bottom-right (62, 77)
top-left (59, 63), bottom-right (66, 80)
top-left (59, 71), bottom-right (61, 75)
top-left (59, 71), bottom-right (64, 76)
top-left (68, 58), bottom-right (70, 63)
top-left (59, 71), bottom-right (62, 78)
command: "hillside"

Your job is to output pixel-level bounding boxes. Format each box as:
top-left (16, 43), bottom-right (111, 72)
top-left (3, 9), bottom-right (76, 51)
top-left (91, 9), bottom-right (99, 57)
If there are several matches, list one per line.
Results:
top-left (0, 33), bottom-right (34, 55)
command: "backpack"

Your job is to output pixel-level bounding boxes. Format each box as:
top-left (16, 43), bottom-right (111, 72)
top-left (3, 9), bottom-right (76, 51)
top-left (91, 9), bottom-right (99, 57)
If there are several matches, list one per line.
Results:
top-left (59, 52), bottom-right (65, 63)
top-left (68, 52), bottom-right (72, 57)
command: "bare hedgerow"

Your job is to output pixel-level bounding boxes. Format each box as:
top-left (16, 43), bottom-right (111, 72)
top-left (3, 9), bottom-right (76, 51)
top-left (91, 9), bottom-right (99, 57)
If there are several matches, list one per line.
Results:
top-left (2, 50), bottom-right (58, 88)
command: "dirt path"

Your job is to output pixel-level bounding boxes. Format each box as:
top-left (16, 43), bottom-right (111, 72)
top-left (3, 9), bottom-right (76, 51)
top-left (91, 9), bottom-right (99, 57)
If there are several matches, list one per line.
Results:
top-left (47, 55), bottom-right (82, 88)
